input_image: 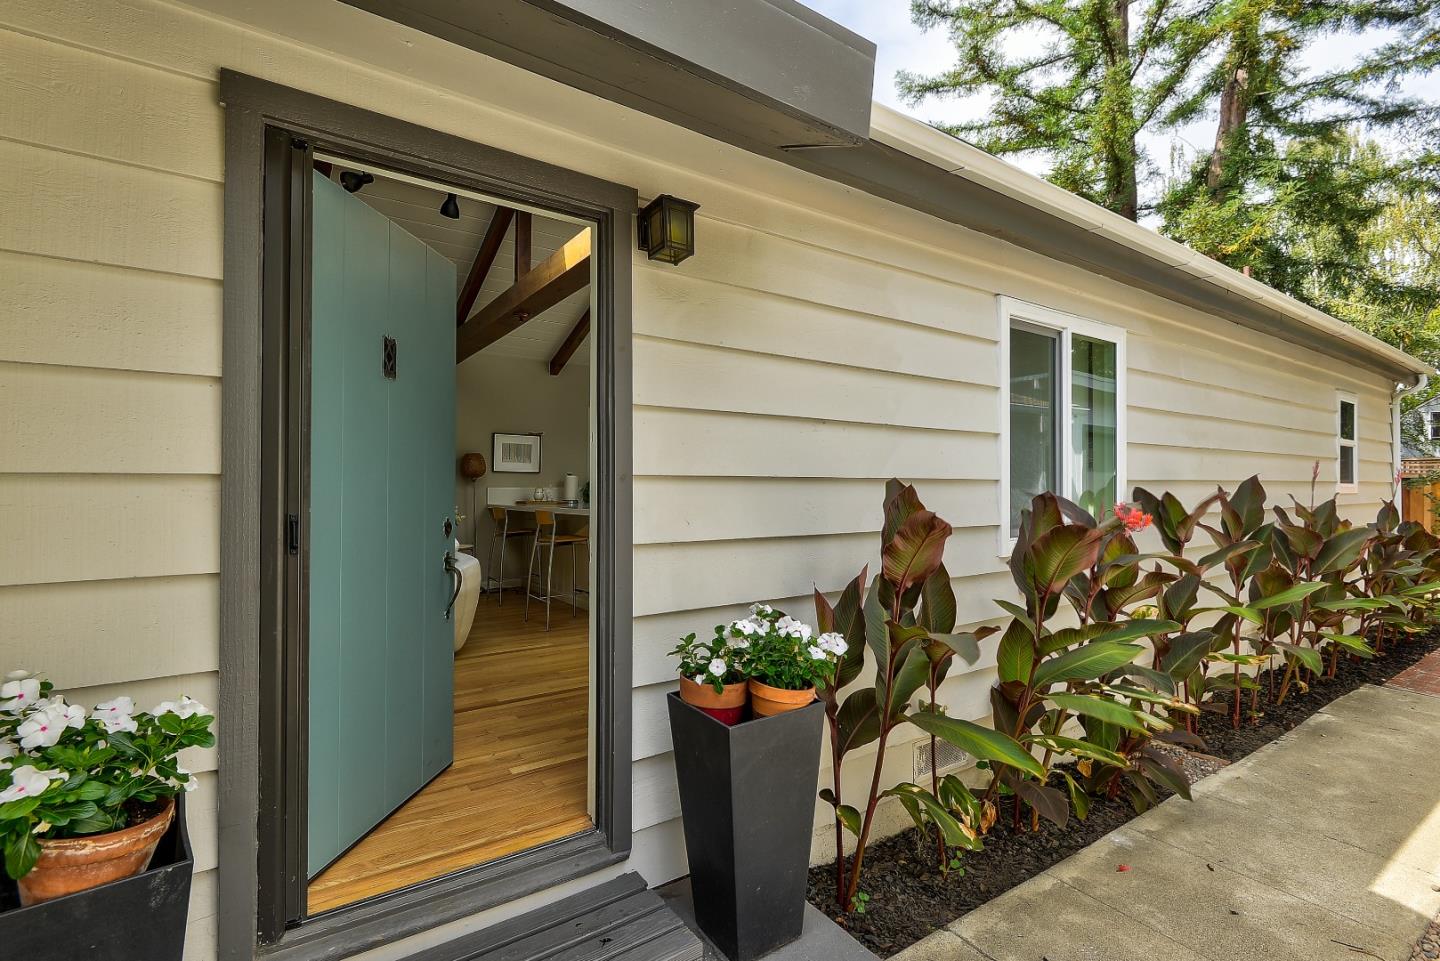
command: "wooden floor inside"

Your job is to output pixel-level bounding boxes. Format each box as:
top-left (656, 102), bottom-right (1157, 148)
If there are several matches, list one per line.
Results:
top-left (306, 595), bottom-right (591, 914)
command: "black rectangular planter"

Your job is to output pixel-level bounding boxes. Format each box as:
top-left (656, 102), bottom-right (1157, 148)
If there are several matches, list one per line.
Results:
top-left (0, 796), bottom-right (194, 961)
top-left (667, 692), bottom-right (824, 961)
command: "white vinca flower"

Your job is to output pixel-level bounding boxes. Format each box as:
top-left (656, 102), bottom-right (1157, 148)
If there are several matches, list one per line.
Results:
top-left (93, 697), bottom-right (138, 734)
top-left (749, 603), bottom-right (773, 617)
top-left (775, 616), bottom-right (813, 641)
top-left (152, 695), bottom-right (210, 719)
top-left (817, 632), bottom-right (848, 656)
top-left (0, 677), bottom-right (41, 713)
top-left (172, 765), bottom-right (199, 794)
top-left (4, 670), bottom-right (34, 682)
top-left (731, 619), bottom-right (757, 637)
top-left (806, 645), bottom-right (827, 660)
top-left (730, 635), bottom-right (750, 649)
top-left (0, 765), bottom-right (66, 804)
top-left (0, 738), bottom-right (17, 772)
top-left (707, 657), bottom-right (727, 677)
top-left (17, 701), bottom-right (84, 749)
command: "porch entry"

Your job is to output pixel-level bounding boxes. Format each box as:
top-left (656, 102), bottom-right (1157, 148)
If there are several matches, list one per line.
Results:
top-left (294, 151), bottom-right (599, 917)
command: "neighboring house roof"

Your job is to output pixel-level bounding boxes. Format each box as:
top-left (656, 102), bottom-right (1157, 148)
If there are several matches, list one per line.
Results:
top-left (1403, 396), bottom-right (1440, 460)
top-left (340, 0), bottom-right (1431, 384)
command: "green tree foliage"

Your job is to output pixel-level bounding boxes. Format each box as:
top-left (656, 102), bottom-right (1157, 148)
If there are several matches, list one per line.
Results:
top-left (902, 0), bottom-right (1440, 365)
top-left (900, 0), bottom-right (1221, 219)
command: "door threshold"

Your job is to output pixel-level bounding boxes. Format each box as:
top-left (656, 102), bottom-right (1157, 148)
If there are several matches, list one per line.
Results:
top-left (266, 832), bottom-right (623, 961)
top-left (409, 874), bottom-right (701, 961)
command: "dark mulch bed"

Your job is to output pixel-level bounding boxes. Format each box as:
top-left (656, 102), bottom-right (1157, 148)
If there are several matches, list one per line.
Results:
top-left (1197, 631), bottom-right (1440, 761)
top-left (807, 630), bottom-right (1440, 958)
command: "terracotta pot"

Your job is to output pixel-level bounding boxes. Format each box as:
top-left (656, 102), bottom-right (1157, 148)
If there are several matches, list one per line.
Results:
top-left (679, 676), bottom-right (748, 725)
top-left (18, 798), bottom-right (176, 906)
top-left (748, 679), bottom-right (816, 717)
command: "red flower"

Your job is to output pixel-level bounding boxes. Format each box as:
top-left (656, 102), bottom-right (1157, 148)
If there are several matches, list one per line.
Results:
top-left (1113, 503), bottom-right (1152, 532)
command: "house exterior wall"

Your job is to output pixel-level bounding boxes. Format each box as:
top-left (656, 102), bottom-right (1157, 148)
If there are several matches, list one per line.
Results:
top-left (0, 1), bottom-right (1401, 958)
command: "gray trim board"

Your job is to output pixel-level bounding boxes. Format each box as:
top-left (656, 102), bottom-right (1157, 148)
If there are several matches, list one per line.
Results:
top-left (220, 70), bottom-right (636, 961)
top-left (338, 0), bottom-right (875, 149)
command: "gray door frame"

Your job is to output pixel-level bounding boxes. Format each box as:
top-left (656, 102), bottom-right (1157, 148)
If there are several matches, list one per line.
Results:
top-left (219, 71), bottom-right (635, 961)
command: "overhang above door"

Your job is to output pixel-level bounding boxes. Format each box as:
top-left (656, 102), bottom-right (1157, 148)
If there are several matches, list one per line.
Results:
top-left (337, 0), bottom-right (877, 150)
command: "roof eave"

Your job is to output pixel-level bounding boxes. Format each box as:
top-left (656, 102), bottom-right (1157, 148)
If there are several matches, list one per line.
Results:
top-left (857, 105), bottom-right (1431, 384)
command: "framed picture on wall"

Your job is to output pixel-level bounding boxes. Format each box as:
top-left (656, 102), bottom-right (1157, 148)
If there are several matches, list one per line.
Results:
top-left (492, 432), bottom-right (542, 473)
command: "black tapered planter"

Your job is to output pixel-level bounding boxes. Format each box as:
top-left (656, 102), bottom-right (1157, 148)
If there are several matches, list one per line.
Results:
top-left (668, 692), bottom-right (824, 961)
top-left (0, 795), bottom-right (194, 961)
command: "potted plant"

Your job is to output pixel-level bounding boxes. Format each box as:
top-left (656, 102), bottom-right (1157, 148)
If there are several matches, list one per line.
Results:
top-left (741, 604), bottom-right (847, 716)
top-left (666, 603), bottom-right (843, 961)
top-left (671, 627), bottom-right (750, 725)
top-left (0, 670), bottom-right (212, 960)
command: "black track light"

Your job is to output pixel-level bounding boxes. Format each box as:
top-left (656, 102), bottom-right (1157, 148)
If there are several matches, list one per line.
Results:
top-left (440, 193), bottom-right (461, 219)
top-left (339, 171), bottom-right (374, 193)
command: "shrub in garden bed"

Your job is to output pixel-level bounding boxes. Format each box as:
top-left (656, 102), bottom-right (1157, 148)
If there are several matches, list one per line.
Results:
top-left (808, 474), bottom-right (1440, 943)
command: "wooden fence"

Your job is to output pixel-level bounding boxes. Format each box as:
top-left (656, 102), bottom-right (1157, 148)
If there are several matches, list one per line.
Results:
top-left (1403, 481), bottom-right (1440, 533)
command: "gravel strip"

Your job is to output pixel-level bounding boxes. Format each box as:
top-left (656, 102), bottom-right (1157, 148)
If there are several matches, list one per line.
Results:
top-left (1414, 911), bottom-right (1440, 961)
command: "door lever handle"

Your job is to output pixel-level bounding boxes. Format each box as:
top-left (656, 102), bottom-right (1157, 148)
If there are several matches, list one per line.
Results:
top-left (444, 552), bottom-right (462, 621)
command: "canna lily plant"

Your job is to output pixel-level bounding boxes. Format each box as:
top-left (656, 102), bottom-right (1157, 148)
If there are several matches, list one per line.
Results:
top-left (807, 479), bottom-right (1438, 918)
top-left (988, 493), bottom-right (1195, 825)
top-left (814, 481), bottom-right (1038, 910)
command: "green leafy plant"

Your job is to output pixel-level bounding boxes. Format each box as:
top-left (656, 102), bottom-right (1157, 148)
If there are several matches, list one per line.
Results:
top-left (815, 481), bottom-right (1037, 910)
top-left (669, 627), bottom-right (748, 693)
top-left (741, 604), bottom-right (847, 691)
top-left (0, 671), bottom-right (214, 880)
top-left (989, 494), bottom-right (1193, 824)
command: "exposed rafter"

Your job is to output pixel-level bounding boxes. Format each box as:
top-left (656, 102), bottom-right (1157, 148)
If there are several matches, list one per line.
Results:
top-left (548, 309), bottom-right (590, 376)
top-left (457, 231), bottom-right (591, 363)
top-left (514, 211), bottom-right (532, 277)
top-left (455, 207), bottom-right (515, 327)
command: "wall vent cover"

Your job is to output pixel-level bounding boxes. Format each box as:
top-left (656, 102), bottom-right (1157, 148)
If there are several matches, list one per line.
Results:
top-left (913, 738), bottom-right (973, 781)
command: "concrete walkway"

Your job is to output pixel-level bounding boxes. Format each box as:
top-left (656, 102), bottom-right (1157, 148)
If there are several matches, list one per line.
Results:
top-left (893, 684), bottom-right (1440, 961)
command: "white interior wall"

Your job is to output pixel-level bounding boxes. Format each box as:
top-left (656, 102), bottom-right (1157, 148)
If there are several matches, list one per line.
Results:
top-left (0, 1), bottom-right (1406, 958)
top-left (456, 350), bottom-right (591, 595)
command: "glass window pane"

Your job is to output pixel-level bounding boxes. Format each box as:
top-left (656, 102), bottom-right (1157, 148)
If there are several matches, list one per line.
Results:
top-left (1070, 335), bottom-right (1119, 516)
top-left (1010, 326), bottom-right (1058, 535)
top-left (1339, 400), bottom-right (1356, 442)
top-left (1339, 445), bottom-right (1355, 485)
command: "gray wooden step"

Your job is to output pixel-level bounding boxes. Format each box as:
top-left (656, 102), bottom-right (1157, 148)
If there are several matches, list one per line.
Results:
top-left (411, 874), bottom-right (703, 961)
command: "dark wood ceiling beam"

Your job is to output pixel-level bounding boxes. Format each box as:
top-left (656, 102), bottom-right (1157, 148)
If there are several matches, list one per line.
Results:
top-left (456, 207), bottom-right (515, 327)
top-left (457, 230), bottom-right (592, 363)
top-left (514, 210), bottom-right (532, 278)
top-left (548, 309), bottom-right (590, 376)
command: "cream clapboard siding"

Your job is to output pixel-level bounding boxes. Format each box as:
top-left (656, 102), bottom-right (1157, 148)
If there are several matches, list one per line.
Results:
top-left (0, 1), bottom-right (1403, 957)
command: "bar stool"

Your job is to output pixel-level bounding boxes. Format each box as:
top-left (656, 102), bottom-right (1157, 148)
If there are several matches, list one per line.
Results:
top-left (524, 512), bottom-right (589, 630)
top-left (484, 506), bottom-right (535, 605)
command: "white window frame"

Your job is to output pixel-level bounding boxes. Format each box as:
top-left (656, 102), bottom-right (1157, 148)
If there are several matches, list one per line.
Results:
top-left (1336, 390), bottom-right (1359, 495)
top-left (1428, 409), bottom-right (1440, 442)
top-left (998, 297), bottom-right (1127, 555)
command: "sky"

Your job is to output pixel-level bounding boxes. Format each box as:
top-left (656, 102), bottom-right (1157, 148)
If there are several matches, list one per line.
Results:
top-left (802, 1), bottom-right (1429, 202)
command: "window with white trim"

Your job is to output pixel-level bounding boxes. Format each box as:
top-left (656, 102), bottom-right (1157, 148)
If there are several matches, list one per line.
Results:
top-left (1000, 298), bottom-right (1126, 543)
top-left (1337, 392), bottom-right (1358, 494)
top-left (1428, 409), bottom-right (1440, 442)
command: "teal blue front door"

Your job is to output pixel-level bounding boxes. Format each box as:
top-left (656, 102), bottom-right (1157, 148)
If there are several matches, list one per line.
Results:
top-left (306, 172), bottom-right (457, 879)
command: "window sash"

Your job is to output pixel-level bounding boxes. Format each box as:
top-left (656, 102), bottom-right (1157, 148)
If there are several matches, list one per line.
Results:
top-left (1337, 393), bottom-right (1358, 493)
top-left (1001, 299), bottom-right (1125, 545)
